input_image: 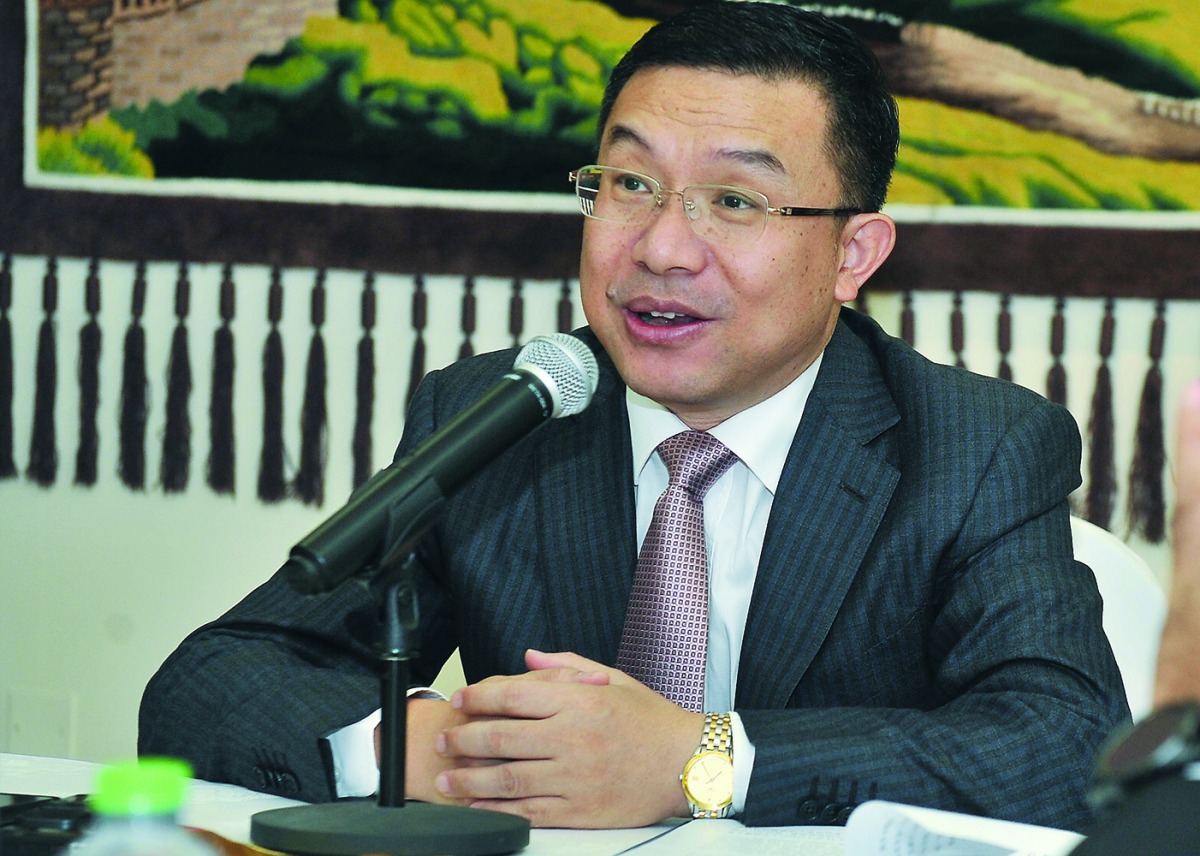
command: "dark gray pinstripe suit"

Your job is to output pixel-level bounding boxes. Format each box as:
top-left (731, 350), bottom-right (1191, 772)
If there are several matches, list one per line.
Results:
top-left (139, 307), bottom-right (1128, 831)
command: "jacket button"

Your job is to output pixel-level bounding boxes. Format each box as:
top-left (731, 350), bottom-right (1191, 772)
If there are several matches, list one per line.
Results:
top-left (797, 799), bottom-right (820, 821)
top-left (818, 804), bottom-right (841, 824)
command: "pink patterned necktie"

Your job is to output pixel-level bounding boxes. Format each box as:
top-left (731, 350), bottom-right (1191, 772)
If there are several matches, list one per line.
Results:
top-left (616, 431), bottom-right (739, 712)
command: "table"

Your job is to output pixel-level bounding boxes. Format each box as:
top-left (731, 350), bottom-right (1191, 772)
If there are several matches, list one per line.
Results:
top-left (1, 753), bottom-right (845, 855)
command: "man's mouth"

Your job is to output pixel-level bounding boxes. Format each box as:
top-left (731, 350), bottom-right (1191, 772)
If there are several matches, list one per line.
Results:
top-left (637, 310), bottom-right (700, 326)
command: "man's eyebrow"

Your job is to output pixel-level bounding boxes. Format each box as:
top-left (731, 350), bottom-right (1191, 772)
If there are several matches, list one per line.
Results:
top-left (603, 125), bottom-right (788, 177)
top-left (603, 124), bottom-right (648, 151)
top-left (715, 147), bottom-right (789, 179)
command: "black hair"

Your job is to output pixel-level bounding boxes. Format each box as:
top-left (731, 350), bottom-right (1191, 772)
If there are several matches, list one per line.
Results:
top-left (598, 1), bottom-right (899, 212)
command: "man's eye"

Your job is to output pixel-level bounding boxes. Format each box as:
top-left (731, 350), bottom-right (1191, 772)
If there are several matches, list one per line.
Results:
top-left (617, 175), bottom-right (652, 193)
top-left (716, 190), bottom-right (760, 210)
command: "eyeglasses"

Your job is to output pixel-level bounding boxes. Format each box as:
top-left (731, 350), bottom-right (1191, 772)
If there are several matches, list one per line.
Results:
top-left (568, 164), bottom-right (863, 244)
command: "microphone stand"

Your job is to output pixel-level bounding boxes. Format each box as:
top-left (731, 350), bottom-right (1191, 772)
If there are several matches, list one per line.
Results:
top-left (250, 479), bottom-right (531, 856)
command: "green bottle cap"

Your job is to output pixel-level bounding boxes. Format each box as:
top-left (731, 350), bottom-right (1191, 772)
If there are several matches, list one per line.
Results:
top-left (88, 758), bottom-right (194, 816)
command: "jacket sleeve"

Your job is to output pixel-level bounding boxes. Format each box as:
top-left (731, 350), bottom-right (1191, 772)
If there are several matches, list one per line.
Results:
top-left (137, 368), bottom-right (459, 803)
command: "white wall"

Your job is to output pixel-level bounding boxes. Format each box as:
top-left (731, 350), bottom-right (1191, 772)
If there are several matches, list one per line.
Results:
top-left (0, 254), bottom-right (1194, 764)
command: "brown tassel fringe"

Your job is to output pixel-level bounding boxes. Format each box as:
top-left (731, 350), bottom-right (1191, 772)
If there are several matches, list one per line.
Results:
top-left (406, 273), bottom-right (427, 408)
top-left (0, 253), bottom-right (15, 479)
top-left (207, 264), bottom-right (236, 494)
top-left (258, 267), bottom-right (288, 502)
top-left (74, 258), bottom-right (101, 486)
top-left (353, 272), bottom-right (376, 489)
top-left (1126, 299), bottom-right (1167, 543)
top-left (508, 278), bottom-right (524, 347)
top-left (160, 263), bottom-right (192, 492)
top-left (1046, 297), bottom-right (1067, 407)
top-left (950, 292), bottom-right (965, 369)
top-left (26, 257), bottom-right (58, 487)
top-left (996, 294), bottom-right (1013, 383)
top-left (118, 262), bottom-right (148, 490)
top-left (293, 270), bottom-right (327, 506)
top-left (557, 278), bottom-right (574, 333)
top-left (1083, 298), bottom-right (1116, 529)
top-left (458, 276), bottom-right (476, 361)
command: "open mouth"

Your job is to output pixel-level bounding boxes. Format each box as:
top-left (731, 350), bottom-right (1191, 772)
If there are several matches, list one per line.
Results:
top-left (637, 310), bottom-right (700, 326)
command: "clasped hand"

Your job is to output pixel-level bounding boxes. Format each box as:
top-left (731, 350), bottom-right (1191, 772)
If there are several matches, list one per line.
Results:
top-left (405, 649), bottom-right (703, 828)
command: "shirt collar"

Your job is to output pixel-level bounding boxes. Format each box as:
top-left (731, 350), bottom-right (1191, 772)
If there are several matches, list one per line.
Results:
top-left (627, 352), bottom-right (822, 495)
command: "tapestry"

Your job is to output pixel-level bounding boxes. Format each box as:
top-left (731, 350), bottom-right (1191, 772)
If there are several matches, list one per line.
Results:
top-left (8, 0), bottom-right (1199, 289)
top-left (29, 0), bottom-right (1200, 212)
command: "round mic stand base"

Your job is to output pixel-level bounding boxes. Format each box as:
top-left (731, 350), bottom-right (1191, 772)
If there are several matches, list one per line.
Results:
top-left (251, 800), bottom-right (530, 856)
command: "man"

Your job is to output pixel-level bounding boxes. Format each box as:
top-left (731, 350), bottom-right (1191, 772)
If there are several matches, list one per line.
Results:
top-left (139, 2), bottom-right (1127, 832)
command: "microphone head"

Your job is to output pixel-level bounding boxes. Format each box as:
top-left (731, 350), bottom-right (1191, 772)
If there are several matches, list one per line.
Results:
top-left (514, 333), bottom-right (599, 417)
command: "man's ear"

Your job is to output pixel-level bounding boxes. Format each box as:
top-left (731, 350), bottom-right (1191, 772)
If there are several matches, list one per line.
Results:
top-left (833, 213), bottom-right (897, 303)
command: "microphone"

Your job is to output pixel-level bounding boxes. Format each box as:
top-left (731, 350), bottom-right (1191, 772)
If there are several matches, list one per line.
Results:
top-left (282, 332), bottom-right (600, 594)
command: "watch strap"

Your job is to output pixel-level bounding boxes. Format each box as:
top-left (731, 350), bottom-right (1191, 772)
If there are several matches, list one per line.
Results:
top-left (688, 712), bottom-right (734, 819)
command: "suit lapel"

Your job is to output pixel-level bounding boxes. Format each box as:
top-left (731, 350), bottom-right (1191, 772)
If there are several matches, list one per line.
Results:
top-left (535, 346), bottom-right (638, 665)
top-left (737, 318), bottom-right (902, 708)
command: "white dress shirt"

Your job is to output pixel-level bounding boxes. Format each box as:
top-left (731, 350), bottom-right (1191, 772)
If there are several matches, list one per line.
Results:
top-left (329, 354), bottom-right (821, 808)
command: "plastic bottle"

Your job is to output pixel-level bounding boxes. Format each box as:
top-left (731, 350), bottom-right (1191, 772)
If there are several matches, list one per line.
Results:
top-left (68, 758), bottom-right (219, 856)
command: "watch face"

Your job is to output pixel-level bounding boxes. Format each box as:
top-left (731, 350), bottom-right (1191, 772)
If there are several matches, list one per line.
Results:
top-left (683, 751), bottom-right (734, 810)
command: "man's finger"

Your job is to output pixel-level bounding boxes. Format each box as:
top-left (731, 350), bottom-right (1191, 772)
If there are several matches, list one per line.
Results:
top-left (453, 674), bottom-right (593, 719)
top-left (438, 717), bottom-right (552, 762)
top-left (435, 758), bottom-right (558, 802)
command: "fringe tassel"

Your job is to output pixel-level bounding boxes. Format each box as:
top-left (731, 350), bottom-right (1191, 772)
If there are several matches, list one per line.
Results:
top-left (0, 253), bottom-right (15, 479)
top-left (950, 291), bottom-right (965, 369)
top-left (353, 272), bottom-right (376, 489)
top-left (1046, 297), bottom-right (1067, 406)
top-left (74, 258), bottom-right (102, 486)
top-left (557, 278), bottom-right (573, 333)
top-left (407, 273), bottom-right (427, 408)
top-left (207, 264), bottom-right (236, 494)
top-left (508, 278), bottom-right (524, 347)
top-left (258, 267), bottom-right (288, 502)
top-left (458, 276), bottom-right (476, 361)
top-left (118, 262), bottom-right (148, 490)
top-left (1083, 298), bottom-right (1117, 529)
top-left (160, 262), bottom-right (192, 493)
top-left (900, 291), bottom-right (914, 346)
top-left (996, 294), bottom-right (1013, 383)
top-left (1126, 299), bottom-right (1167, 543)
top-left (294, 270), bottom-right (327, 506)
top-left (27, 257), bottom-right (58, 487)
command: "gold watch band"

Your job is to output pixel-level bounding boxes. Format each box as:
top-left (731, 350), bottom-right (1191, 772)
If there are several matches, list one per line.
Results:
top-left (702, 712), bottom-right (733, 755)
top-left (684, 712), bottom-right (734, 819)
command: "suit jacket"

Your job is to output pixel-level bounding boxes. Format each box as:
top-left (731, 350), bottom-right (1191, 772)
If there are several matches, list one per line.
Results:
top-left (139, 308), bottom-right (1128, 830)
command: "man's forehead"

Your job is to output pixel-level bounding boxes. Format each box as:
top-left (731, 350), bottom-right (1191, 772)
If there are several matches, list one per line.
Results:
top-left (600, 68), bottom-right (829, 177)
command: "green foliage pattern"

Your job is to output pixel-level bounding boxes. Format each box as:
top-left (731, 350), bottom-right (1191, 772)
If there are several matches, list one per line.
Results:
top-left (94, 0), bottom-right (1200, 208)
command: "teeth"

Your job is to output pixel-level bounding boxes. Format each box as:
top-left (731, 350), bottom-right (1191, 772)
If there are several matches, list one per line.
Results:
top-left (649, 311), bottom-right (678, 319)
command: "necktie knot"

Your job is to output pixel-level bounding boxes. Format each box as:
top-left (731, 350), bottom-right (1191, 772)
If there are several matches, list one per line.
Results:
top-left (658, 431), bottom-right (738, 501)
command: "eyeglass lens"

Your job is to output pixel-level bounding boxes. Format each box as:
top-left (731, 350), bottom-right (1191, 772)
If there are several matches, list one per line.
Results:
top-left (574, 166), bottom-right (767, 242)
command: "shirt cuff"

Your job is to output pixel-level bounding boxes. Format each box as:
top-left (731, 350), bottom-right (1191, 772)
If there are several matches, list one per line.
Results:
top-left (324, 687), bottom-right (447, 798)
top-left (729, 711), bottom-right (755, 816)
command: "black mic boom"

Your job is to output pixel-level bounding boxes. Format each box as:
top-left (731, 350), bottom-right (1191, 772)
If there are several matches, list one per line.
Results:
top-left (283, 333), bottom-right (600, 594)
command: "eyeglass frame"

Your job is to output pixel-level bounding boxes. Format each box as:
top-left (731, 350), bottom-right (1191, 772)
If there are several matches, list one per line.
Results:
top-left (568, 164), bottom-right (865, 241)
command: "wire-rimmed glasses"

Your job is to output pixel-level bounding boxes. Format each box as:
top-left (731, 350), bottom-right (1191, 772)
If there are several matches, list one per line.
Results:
top-left (569, 164), bottom-right (863, 244)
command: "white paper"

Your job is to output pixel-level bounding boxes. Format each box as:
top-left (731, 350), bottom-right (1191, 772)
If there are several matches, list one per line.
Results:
top-left (844, 801), bottom-right (1084, 856)
top-left (620, 818), bottom-right (845, 856)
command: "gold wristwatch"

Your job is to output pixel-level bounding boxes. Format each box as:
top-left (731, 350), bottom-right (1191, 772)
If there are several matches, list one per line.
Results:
top-left (680, 712), bottom-right (734, 819)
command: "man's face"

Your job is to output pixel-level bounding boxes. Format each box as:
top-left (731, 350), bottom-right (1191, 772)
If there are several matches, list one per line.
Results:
top-left (580, 67), bottom-right (889, 430)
